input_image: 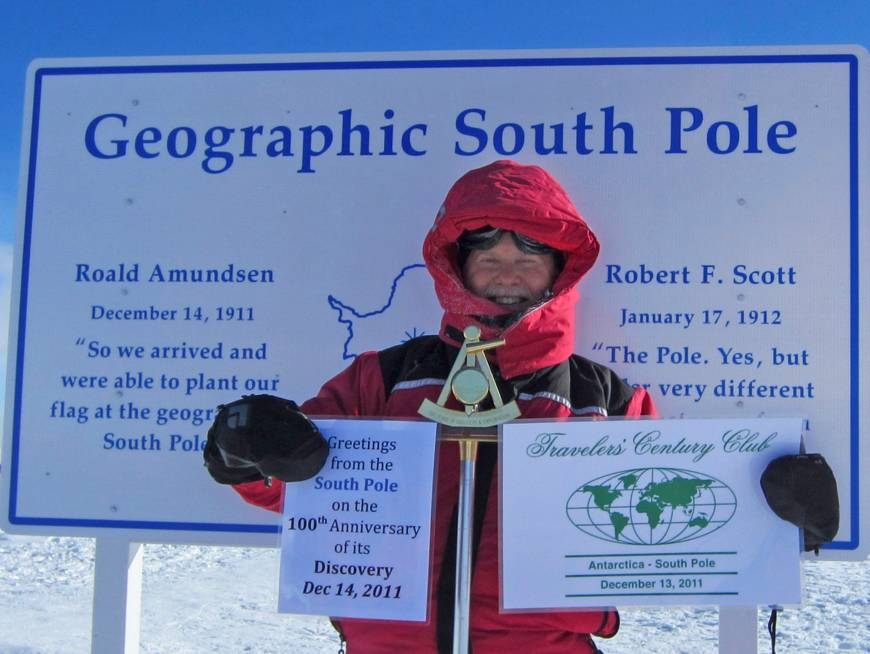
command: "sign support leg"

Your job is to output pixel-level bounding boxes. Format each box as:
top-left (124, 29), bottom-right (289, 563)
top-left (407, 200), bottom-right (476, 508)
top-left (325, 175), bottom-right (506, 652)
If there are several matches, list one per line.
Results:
top-left (718, 606), bottom-right (757, 654)
top-left (91, 537), bottom-right (143, 654)
top-left (453, 439), bottom-right (478, 654)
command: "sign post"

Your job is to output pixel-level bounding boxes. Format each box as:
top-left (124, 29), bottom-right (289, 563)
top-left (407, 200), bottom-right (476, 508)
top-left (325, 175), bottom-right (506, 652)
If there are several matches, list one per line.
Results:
top-left (719, 607), bottom-right (759, 654)
top-left (91, 538), bottom-right (143, 654)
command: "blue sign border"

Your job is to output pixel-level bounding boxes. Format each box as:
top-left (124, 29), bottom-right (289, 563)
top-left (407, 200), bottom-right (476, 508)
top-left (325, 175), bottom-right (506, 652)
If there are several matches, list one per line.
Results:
top-left (7, 53), bottom-right (861, 548)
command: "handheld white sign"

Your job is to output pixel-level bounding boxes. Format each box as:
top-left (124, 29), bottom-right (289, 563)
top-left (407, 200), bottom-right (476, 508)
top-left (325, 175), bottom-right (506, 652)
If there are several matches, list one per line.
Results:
top-left (278, 419), bottom-right (436, 621)
top-left (501, 418), bottom-right (802, 609)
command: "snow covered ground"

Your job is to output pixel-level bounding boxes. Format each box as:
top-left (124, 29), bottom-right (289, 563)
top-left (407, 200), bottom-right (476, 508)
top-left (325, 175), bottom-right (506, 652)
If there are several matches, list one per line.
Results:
top-left (0, 530), bottom-right (867, 653)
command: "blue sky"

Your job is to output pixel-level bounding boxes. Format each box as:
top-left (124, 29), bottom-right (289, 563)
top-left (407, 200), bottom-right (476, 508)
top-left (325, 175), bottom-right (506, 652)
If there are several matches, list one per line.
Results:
top-left (0, 0), bottom-right (868, 399)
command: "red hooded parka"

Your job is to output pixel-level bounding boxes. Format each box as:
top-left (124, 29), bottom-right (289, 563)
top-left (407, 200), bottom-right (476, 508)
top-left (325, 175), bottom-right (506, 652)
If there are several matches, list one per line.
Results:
top-left (235, 160), bottom-right (657, 653)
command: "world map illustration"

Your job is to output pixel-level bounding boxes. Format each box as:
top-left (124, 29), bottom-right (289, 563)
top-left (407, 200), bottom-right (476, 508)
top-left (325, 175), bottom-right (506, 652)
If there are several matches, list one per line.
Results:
top-left (566, 467), bottom-right (737, 546)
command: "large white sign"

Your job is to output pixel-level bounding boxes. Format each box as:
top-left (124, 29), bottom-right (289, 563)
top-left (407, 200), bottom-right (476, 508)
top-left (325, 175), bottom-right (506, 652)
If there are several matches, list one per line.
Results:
top-left (2, 48), bottom-right (866, 556)
top-left (278, 419), bottom-right (436, 621)
top-left (501, 418), bottom-right (802, 609)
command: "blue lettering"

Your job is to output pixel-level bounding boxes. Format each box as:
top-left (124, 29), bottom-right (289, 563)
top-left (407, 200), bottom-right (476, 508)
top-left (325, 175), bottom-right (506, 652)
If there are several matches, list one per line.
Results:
top-left (167, 126), bottom-right (196, 158)
top-left (266, 126), bottom-right (293, 157)
top-left (134, 127), bottom-right (161, 159)
top-left (81, 109), bottom-right (439, 173)
top-left (768, 120), bottom-right (797, 153)
top-left (532, 122), bottom-right (566, 155)
top-left (665, 107), bottom-right (704, 154)
top-left (298, 124), bottom-right (333, 173)
top-left (240, 125), bottom-right (264, 157)
top-left (380, 109), bottom-right (397, 155)
top-left (666, 105), bottom-right (796, 155)
top-left (454, 108), bottom-right (488, 155)
top-left (401, 124), bottom-right (427, 155)
top-left (743, 105), bottom-right (762, 153)
top-left (601, 105), bottom-right (636, 154)
top-left (338, 108), bottom-right (372, 156)
top-left (572, 112), bottom-right (594, 154)
top-left (493, 122), bottom-right (524, 155)
top-left (84, 113), bottom-right (128, 159)
top-left (707, 121), bottom-right (740, 154)
top-left (203, 126), bottom-right (234, 173)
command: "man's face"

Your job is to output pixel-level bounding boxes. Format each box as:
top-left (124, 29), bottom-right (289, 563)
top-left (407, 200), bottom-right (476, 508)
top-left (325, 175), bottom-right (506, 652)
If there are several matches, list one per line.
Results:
top-left (462, 232), bottom-right (559, 312)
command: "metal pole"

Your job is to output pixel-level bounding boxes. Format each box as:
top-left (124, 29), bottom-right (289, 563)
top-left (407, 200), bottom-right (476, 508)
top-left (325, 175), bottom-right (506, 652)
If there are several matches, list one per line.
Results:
top-left (453, 438), bottom-right (479, 654)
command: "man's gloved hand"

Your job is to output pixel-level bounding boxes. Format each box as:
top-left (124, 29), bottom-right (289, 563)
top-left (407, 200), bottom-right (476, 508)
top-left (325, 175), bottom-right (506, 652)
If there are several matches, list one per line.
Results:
top-left (204, 394), bottom-right (329, 484)
top-left (761, 453), bottom-right (839, 553)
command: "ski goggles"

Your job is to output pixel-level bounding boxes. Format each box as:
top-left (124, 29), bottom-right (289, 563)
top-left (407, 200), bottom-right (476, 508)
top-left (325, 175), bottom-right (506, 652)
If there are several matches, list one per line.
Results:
top-left (457, 226), bottom-right (557, 256)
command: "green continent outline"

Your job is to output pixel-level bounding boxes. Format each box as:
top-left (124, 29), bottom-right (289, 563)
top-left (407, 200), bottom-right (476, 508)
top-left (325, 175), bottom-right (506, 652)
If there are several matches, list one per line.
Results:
top-left (610, 511), bottom-right (630, 539)
top-left (639, 477), bottom-right (714, 509)
top-left (581, 484), bottom-right (623, 512)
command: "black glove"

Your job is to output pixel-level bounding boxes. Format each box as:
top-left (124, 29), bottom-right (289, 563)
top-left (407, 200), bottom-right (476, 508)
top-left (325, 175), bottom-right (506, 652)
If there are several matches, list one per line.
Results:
top-left (760, 453), bottom-right (839, 553)
top-left (204, 394), bottom-right (329, 484)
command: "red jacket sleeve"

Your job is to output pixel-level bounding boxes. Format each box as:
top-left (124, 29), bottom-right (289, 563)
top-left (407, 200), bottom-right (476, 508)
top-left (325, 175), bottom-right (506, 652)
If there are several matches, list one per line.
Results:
top-left (231, 352), bottom-right (387, 512)
top-left (624, 387), bottom-right (658, 418)
top-left (298, 351), bottom-right (387, 417)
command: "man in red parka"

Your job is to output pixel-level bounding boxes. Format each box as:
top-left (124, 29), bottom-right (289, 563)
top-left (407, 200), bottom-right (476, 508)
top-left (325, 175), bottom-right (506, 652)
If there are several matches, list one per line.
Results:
top-left (206, 160), bottom-right (657, 653)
